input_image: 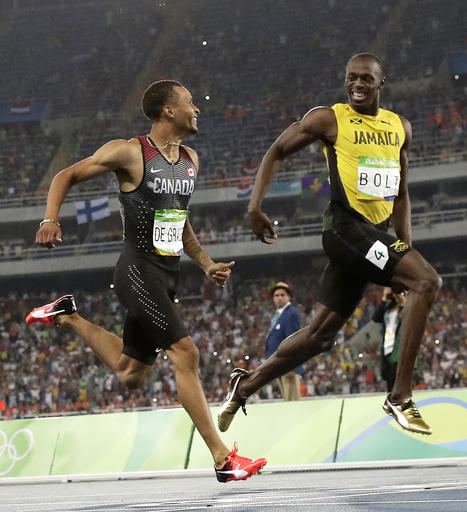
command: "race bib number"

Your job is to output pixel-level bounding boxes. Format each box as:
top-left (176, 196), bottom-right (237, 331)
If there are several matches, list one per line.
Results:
top-left (357, 156), bottom-right (400, 200)
top-left (365, 240), bottom-right (389, 270)
top-left (153, 209), bottom-right (188, 256)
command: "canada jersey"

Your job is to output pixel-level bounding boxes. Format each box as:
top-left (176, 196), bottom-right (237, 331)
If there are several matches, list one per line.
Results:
top-left (119, 136), bottom-right (197, 261)
top-left (322, 103), bottom-right (405, 225)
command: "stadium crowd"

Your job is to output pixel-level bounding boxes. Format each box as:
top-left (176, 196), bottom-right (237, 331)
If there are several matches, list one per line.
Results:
top-left (6, 84), bottom-right (463, 201)
top-left (1, 0), bottom-right (466, 421)
top-left (3, 189), bottom-right (467, 262)
top-left (1, 0), bottom-right (466, 203)
top-left (0, 123), bottom-right (59, 200)
top-left (1, 277), bottom-right (465, 419)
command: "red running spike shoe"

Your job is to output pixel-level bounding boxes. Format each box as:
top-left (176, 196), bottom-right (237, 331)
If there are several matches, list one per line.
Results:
top-left (215, 443), bottom-right (267, 483)
top-left (26, 295), bottom-right (77, 325)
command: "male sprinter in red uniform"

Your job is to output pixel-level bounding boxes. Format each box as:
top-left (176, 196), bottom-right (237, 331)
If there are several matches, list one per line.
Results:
top-left (218, 54), bottom-right (441, 436)
top-left (27, 80), bottom-right (266, 482)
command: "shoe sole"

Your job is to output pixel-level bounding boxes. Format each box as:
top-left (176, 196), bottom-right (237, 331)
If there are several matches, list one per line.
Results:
top-left (26, 296), bottom-right (77, 325)
top-left (218, 400), bottom-right (240, 432)
top-left (26, 308), bottom-right (67, 324)
top-left (222, 461), bottom-right (267, 483)
top-left (218, 371), bottom-right (247, 432)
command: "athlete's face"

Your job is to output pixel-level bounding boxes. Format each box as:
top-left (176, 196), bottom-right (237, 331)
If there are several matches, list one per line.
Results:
top-left (345, 58), bottom-right (384, 115)
top-left (273, 289), bottom-right (290, 309)
top-left (171, 87), bottom-right (200, 135)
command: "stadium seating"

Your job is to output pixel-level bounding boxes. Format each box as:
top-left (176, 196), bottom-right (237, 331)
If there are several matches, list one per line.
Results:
top-left (1, 279), bottom-right (465, 418)
top-left (1, 0), bottom-right (466, 418)
top-left (0, 0), bottom-right (466, 199)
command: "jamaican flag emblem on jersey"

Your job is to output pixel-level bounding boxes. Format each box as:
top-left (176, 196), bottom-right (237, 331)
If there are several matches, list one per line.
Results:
top-left (390, 240), bottom-right (409, 252)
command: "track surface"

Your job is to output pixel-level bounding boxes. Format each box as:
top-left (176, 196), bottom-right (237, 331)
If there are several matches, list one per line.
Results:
top-left (2, 466), bottom-right (467, 511)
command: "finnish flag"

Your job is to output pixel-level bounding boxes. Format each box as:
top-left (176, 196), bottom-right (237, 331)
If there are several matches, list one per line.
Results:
top-left (75, 197), bottom-right (110, 224)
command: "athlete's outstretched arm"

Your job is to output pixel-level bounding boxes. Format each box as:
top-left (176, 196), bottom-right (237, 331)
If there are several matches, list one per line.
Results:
top-left (391, 116), bottom-right (412, 245)
top-left (36, 140), bottom-right (138, 248)
top-left (182, 219), bottom-right (234, 287)
top-left (182, 147), bottom-right (234, 286)
top-left (248, 107), bottom-right (336, 243)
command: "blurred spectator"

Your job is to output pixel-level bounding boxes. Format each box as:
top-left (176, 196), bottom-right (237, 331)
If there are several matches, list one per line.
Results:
top-left (372, 287), bottom-right (407, 393)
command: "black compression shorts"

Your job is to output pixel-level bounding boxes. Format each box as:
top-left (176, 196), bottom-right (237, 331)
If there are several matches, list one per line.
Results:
top-left (318, 202), bottom-right (413, 318)
top-left (113, 250), bottom-right (188, 365)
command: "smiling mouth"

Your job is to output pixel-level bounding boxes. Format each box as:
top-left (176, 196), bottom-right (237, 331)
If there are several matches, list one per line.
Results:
top-left (351, 91), bottom-right (367, 101)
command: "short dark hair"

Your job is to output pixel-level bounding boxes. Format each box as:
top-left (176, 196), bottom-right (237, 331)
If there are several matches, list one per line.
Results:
top-left (347, 53), bottom-right (384, 74)
top-left (141, 80), bottom-right (183, 121)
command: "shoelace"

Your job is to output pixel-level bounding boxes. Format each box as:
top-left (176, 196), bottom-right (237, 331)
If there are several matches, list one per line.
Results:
top-left (228, 443), bottom-right (252, 465)
top-left (229, 442), bottom-right (239, 457)
top-left (400, 398), bottom-right (421, 418)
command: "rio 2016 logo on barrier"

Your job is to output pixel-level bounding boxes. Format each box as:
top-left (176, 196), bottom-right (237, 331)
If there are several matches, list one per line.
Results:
top-left (0, 428), bottom-right (34, 476)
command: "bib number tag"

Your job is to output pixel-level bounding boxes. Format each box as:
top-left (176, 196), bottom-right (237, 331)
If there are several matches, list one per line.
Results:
top-left (357, 156), bottom-right (400, 200)
top-left (153, 209), bottom-right (188, 256)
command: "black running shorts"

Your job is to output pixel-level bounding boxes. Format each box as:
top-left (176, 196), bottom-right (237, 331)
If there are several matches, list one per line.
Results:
top-left (318, 202), bottom-right (413, 318)
top-left (113, 250), bottom-right (188, 365)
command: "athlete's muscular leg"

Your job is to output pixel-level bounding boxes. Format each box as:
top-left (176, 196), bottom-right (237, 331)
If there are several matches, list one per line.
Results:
top-left (238, 305), bottom-right (347, 398)
top-left (390, 250), bottom-right (442, 402)
top-left (166, 336), bottom-right (230, 467)
top-left (57, 313), bottom-right (151, 388)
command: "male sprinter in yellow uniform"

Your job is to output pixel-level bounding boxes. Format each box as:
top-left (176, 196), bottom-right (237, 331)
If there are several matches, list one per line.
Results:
top-left (219, 53), bottom-right (441, 435)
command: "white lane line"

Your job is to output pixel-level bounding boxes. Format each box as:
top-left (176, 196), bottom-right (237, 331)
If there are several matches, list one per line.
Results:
top-left (4, 484), bottom-right (467, 509)
top-left (1, 493), bottom-right (174, 503)
top-left (4, 480), bottom-right (467, 503)
top-left (14, 501), bottom-right (467, 512)
top-left (127, 498), bottom-right (467, 510)
top-left (3, 477), bottom-right (467, 511)
top-left (126, 488), bottom-right (467, 510)
top-left (10, 494), bottom-right (467, 512)
top-left (310, 499), bottom-right (467, 505)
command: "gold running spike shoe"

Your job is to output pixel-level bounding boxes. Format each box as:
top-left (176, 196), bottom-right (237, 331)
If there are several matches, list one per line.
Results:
top-left (218, 368), bottom-right (249, 432)
top-left (383, 395), bottom-right (432, 435)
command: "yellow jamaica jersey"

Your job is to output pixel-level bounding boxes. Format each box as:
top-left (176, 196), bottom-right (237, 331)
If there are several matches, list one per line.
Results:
top-left (322, 103), bottom-right (406, 225)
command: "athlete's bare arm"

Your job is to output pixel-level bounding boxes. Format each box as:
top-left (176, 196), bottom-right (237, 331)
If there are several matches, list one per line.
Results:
top-left (181, 147), bottom-right (235, 286)
top-left (248, 107), bottom-right (337, 243)
top-left (391, 116), bottom-right (412, 245)
top-left (182, 219), bottom-right (215, 272)
top-left (36, 139), bottom-right (142, 248)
